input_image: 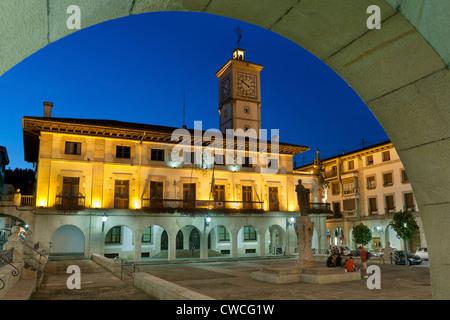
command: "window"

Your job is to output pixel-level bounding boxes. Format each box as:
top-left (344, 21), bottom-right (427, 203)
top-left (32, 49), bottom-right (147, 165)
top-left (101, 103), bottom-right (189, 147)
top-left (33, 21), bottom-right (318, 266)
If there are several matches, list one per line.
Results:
top-left (214, 185), bottom-right (225, 202)
top-left (116, 146), bottom-right (131, 159)
top-left (343, 199), bottom-right (356, 212)
top-left (242, 156), bottom-right (253, 168)
top-left (368, 197), bottom-right (378, 215)
top-left (243, 226), bottom-right (257, 241)
top-left (333, 202), bottom-right (340, 215)
top-left (404, 193), bottom-right (415, 211)
top-left (61, 177), bottom-right (80, 205)
top-left (331, 183), bottom-right (340, 195)
top-left (142, 227), bottom-right (152, 243)
top-left (385, 195), bottom-right (395, 213)
top-left (183, 151), bottom-right (195, 164)
top-left (214, 153), bottom-right (225, 165)
top-left (218, 226), bottom-right (230, 242)
top-left (114, 180), bottom-right (129, 209)
top-left (151, 149), bottom-right (165, 161)
top-left (347, 160), bottom-right (355, 171)
top-left (382, 150), bottom-right (391, 162)
top-left (401, 169), bottom-right (409, 183)
top-left (268, 187), bottom-right (279, 211)
top-left (242, 186), bottom-right (252, 209)
top-left (65, 141), bottom-right (81, 155)
top-left (366, 155), bottom-right (374, 166)
top-left (383, 172), bottom-right (393, 186)
top-left (183, 183), bottom-right (196, 208)
top-left (367, 176), bottom-right (376, 189)
top-left (148, 181), bottom-right (163, 207)
top-left (105, 226), bottom-right (121, 244)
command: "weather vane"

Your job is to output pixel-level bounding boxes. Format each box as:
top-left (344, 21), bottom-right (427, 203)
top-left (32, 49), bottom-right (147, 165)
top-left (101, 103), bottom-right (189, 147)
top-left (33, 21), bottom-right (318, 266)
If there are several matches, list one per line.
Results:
top-left (234, 26), bottom-right (243, 47)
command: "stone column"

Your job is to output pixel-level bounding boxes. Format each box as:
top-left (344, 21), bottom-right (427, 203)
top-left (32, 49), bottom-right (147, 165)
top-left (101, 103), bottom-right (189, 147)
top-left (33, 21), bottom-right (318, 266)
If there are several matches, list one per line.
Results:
top-left (295, 216), bottom-right (316, 268)
top-left (134, 233), bottom-right (142, 263)
top-left (168, 232), bottom-right (176, 261)
top-left (230, 231), bottom-right (238, 258)
top-left (258, 229), bottom-right (265, 257)
top-left (200, 229), bottom-right (208, 259)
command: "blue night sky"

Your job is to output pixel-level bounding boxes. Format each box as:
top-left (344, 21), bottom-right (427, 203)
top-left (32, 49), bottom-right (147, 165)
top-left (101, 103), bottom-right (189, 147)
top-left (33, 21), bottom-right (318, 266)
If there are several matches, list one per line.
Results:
top-left (0, 11), bottom-right (388, 169)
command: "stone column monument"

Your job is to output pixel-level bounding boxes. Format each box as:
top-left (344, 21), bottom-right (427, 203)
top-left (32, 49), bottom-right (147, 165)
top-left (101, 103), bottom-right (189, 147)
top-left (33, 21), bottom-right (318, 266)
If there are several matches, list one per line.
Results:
top-left (294, 179), bottom-right (316, 268)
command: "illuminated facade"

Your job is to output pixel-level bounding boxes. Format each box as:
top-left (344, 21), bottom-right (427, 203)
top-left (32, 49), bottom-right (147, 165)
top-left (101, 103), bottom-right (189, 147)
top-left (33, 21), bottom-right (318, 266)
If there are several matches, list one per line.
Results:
top-left (21, 49), bottom-right (331, 261)
top-left (295, 141), bottom-right (427, 253)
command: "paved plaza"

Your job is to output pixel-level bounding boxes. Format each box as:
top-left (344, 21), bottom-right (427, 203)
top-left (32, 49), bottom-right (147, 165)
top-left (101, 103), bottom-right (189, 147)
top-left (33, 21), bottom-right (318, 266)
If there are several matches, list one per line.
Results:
top-left (30, 257), bottom-right (431, 300)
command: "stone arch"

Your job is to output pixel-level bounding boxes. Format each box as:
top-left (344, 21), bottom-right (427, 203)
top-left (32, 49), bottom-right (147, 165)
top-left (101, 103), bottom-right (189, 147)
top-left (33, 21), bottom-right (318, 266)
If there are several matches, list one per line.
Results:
top-left (50, 224), bottom-right (85, 257)
top-left (140, 224), bottom-right (167, 260)
top-left (265, 224), bottom-right (285, 255)
top-left (104, 224), bottom-right (134, 260)
top-left (1, 1), bottom-right (449, 298)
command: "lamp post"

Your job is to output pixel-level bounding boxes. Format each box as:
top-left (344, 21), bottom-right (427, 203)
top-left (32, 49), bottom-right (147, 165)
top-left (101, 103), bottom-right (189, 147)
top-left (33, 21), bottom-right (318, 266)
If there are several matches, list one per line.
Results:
top-left (204, 213), bottom-right (212, 231)
top-left (102, 213), bottom-right (108, 232)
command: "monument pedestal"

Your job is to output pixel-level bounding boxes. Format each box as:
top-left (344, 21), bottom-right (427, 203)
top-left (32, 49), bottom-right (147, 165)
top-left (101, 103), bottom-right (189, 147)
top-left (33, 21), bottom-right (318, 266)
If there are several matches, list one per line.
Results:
top-left (251, 266), bottom-right (361, 285)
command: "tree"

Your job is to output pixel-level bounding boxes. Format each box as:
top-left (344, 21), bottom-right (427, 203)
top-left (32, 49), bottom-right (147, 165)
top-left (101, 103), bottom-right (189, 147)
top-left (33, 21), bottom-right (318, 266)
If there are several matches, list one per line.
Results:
top-left (388, 210), bottom-right (419, 266)
top-left (4, 168), bottom-right (36, 195)
top-left (352, 223), bottom-right (372, 247)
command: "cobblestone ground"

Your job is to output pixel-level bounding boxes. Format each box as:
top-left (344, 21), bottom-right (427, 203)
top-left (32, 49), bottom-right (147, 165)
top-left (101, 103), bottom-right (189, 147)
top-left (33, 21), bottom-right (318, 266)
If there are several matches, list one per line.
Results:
top-left (29, 257), bottom-right (431, 300)
top-left (139, 258), bottom-right (432, 300)
top-left (30, 259), bottom-right (153, 300)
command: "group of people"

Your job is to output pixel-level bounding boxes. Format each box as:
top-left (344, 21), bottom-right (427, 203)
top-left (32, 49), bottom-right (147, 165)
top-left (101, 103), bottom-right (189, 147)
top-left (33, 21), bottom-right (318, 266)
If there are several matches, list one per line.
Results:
top-left (326, 246), bottom-right (370, 278)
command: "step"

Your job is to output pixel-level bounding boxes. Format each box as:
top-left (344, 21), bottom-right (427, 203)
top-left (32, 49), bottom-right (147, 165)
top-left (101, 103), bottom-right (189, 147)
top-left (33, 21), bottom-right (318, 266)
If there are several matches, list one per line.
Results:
top-left (2, 278), bottom-right (36, 300)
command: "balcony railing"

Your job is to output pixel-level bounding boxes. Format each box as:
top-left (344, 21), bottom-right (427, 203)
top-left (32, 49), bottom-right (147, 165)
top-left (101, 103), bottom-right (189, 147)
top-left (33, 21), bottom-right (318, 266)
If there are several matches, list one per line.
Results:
top-left (385, 207), bottom-right (396, 214)
top-left (20, 195), bottom-right (36, 207)
top-left (308, 203), bottom-right (332, 213)
top-left (342, 187), bottom-right (359, 196)
top-left (343, 210), bottom-right (358, 218)
top-left (404, 205), bottom-right (416, 212)
top-left (55, 194), bottom-right (85, 207)
top-left (141, 198), bottom-right (264, 210)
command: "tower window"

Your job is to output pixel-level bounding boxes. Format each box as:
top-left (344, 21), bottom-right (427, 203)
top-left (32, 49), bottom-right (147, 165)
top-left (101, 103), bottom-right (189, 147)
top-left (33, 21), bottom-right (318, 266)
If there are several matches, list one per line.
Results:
top-left (244, 107), bottom-right (250, 114)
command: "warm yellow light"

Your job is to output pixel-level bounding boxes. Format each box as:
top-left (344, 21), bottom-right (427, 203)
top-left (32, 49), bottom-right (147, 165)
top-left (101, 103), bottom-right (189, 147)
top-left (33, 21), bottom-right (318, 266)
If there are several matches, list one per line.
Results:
top-left (288, 205), bottom-right (295, 212)
top-left (92, 200), bottom-right (101, 209)
top-left (38, 200), bottom-right (47, 207)
top-left (133, 200), bottom-right (141, 209)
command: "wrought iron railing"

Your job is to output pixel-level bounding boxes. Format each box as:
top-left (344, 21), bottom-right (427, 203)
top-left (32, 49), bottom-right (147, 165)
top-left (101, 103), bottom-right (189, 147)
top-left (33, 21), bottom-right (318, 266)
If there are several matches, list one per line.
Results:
top-left (0, 248), bottom-right (20, 291)
top-left (141, 198), bottom-right (264, 210)
top-left (55, 193), bottom-right (85, 206)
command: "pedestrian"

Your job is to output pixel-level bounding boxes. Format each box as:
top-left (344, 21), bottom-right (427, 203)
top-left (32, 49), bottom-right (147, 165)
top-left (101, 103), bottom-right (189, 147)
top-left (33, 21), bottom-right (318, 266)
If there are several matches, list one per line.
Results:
top-left (358, 245), bottom-right (369, 278)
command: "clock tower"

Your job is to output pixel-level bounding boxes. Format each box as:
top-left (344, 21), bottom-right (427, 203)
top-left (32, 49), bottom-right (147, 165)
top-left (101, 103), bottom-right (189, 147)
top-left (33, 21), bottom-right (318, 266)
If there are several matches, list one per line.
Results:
top-left (216, 48), bottom-right (263, 136)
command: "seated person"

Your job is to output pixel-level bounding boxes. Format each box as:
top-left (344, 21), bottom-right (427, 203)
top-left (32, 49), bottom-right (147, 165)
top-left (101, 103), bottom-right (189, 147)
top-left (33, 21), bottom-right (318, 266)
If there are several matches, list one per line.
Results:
top-left (345, 256), bottom-right (356, 272)
top-left (326, 254), bottom-right (336, 267)
top-left (335, 254), bottom-right (342, 267)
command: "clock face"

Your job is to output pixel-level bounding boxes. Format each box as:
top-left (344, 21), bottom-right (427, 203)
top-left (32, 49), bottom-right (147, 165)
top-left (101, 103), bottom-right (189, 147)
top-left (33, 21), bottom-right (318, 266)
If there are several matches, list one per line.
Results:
top-left (237, 72), bottom-right (257, 98)
top-left (221, 75), bottom-right (231, 102)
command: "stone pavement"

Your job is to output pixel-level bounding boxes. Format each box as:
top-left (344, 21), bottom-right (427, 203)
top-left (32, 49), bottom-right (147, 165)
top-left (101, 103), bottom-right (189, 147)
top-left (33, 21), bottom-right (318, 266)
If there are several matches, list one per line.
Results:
top-left (138, 257), bottom-right (432, 300)
top-left (30, 259), bottom-right (153, 300)
top-left (28, 257), bottom-right (431, 300)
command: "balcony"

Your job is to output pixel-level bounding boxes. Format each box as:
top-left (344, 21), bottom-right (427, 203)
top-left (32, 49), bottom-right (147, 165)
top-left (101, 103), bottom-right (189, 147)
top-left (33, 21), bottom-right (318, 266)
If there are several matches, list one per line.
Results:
top-left (342, 187), bottom-right (359, 196)
top-left (343, 210), bottom-right (358, 218)
top-left (141, 198), bottom-right (264, 212)
top-left (385, 207), bottom-right (396, 214)
top-left (54, 194), bottom-right (86, 213)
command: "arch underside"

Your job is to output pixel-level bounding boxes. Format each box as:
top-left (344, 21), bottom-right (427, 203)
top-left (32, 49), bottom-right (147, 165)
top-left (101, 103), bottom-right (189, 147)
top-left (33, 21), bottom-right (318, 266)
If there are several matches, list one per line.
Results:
top-left (1, 0), bottom-right (449, 298)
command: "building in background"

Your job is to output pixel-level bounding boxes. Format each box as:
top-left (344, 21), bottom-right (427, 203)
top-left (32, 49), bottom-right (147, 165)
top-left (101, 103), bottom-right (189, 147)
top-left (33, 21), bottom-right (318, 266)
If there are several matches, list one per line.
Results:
top-left (19, 48), bottom-right (331, 261)
top-left (295, 141), bottom-right (427, 253)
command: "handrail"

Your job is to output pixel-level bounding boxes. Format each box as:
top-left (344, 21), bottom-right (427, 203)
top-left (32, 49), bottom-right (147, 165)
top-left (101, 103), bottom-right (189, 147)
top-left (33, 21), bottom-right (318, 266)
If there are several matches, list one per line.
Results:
top-left (0, 248), bottom-right (20, 291)
top-left (114, 256), bottom-right (140, 280)
top-left (22, 241), bottom-right (48, 262)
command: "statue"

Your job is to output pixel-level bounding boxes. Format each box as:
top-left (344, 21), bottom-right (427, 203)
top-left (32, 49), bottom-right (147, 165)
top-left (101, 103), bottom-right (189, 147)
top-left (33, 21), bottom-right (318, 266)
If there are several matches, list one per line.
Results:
top-left (294, 180), bottom-right (316, 268)
top-left (383, 241), bottom-right (394, 264)
top-left (3, 226), bottom-right (24, 263)
top-left (295, 179), bottom-right (309, 216)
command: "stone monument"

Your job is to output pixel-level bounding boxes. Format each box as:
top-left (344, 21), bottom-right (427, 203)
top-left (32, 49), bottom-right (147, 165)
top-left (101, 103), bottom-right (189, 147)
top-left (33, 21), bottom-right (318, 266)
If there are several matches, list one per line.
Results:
top-left (294, 179), bottom-right (316, 268)
top-left (3, 226), bottom-right (24, 263)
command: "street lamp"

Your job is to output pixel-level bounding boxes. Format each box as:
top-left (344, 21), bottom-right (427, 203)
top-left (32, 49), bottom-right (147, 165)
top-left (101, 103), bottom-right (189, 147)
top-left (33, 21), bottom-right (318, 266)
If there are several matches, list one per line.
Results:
top-left (102, 213), bottom-right (108, 231)
top-left (204, 213), bottom-right (212, 230)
